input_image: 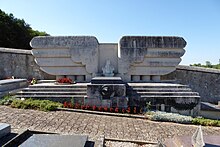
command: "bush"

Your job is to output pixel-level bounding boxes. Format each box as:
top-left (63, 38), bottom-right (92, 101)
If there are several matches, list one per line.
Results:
top-left (10, 98), bottom-right (62, 111)
top-left (192, 118), bottom-right (220, 127)
top-left (151, 111), bottom-right (193, 124)
top-left (0, 95), bottom-right (15, 105)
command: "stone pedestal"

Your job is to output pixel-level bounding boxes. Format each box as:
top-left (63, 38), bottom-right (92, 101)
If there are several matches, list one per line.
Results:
top-left (85, 77), bottom-right (127, 108)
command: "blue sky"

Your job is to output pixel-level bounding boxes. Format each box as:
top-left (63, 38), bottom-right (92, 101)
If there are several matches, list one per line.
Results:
top-left (1, 0), bottom-right (220, 65)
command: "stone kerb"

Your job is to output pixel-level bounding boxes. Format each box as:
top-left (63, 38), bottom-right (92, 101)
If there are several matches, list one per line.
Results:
top-left (118, 36), bottom-right (186, 82)
top-left (30, 36), bottom-right (99, 82)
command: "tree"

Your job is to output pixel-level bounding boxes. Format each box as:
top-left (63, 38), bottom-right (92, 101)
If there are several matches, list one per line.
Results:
top-left (0, 9), bottom-right (49, 49)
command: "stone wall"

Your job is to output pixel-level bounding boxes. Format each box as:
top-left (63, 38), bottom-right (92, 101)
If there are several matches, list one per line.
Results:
top-left (0, 48), bottom-right (54, 80)
top-left (163, 65), bottom-right (220, 104)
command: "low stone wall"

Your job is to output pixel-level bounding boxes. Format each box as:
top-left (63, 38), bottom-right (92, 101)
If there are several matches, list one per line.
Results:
top-left (163, 65), bottom-right (220, 104)
top-left (0, 48), bottom-right (54, 80)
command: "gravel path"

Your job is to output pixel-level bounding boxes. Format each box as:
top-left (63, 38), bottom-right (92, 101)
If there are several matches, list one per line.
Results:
top-left (0, 106), bottom-right (220, 145)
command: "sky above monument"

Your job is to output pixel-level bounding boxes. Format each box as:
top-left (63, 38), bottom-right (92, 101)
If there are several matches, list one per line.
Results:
top-left (1, 0), bottom-right (220, 65)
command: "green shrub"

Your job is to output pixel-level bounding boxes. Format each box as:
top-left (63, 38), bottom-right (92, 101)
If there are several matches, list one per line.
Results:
top-left (151, 111), bottom-right (193, 124)
top-left (10, 98), bottom-right (62, 111)
top-left (192, 118), bottom-right (220, 127)
top-left (0, 95), bottom-right (15, 105)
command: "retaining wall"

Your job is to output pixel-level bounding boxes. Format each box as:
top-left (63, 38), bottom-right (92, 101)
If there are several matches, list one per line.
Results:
top-left (163, 65), bottom-right (220, 103)
top-left (0, 48), bottom-right (54, 80)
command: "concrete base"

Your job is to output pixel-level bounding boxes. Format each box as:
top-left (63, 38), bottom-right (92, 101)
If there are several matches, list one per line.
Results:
top-left (20, 134), bottom-right (88, 147)
top-left (0, 123), bottom-right (11, 138)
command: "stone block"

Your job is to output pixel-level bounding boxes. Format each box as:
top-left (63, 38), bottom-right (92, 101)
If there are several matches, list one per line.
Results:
top-left (111, 97), bottom-right (128, 108)
top-left (20, 134), bottom-right (88, 147)
top-left (0, 123), bottom-right (11, 138)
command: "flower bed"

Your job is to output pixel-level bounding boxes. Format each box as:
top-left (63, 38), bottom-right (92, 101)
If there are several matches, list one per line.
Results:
top-left (63, 101), bottom-right (141, 114)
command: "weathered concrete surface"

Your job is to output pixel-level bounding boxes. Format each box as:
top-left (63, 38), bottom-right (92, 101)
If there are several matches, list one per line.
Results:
top-left (30, 36), bottom-right (186, 82)
top-left (0, 48), bottom-right (54, 80)
top-left (31, 36), bottom-right (99, 82)
top-left (0, 106), bottom-right (220, 144)
top-left (163, 65), bottom-right (220, 103)
top-left (118, 36), bottom-right (186, 82)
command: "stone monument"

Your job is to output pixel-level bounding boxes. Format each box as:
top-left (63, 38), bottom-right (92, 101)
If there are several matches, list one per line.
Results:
top-left (29, 36), bottom-right (201, 113)
top-left (30, 36), bottom-right (186, 82)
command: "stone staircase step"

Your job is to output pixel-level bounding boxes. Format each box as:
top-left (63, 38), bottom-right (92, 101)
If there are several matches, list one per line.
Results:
top-left (16, 91), bottom-right (86, 95)
top-left (140, 95), bottom-right (200, 98)
top-left (127, 88), bottom-right (192, 92)
top-left (16, 95), bottom-right (84, 98)
top-left (22, 88), bottom-right (87, 91)
top-left (135, 91), bottom-right (199, 96)
top-left (29, 85), bottom-right (87, 89)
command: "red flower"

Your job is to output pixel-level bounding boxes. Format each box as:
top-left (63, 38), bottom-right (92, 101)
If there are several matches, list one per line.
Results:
top-left (104, 107), bottom-right (108, 112)
top-left (92, 105), bottom-right (97, 111)
top-left (98, 106), bottom-right (103, 111)
top-left (85, 105), bottom-right (90, 110)
top-left (134, 107), bottom-right (137, 114)
top-left (68, 102), bottom-right (73, 108)
top-left (110, 107), bottom-right (114, 113)
top-left (81, 105), bottom-right (86, 109)
top-left (126, 107), bottom-right (131, 113)
top-left (75, 103), bottom-right (80, 109)
top-left (63, 101), bottom-right (68, 108)
top-left (57, 77), bottom-right (72, 84)
top-left (115, 107), bottom-right (119, 113)
top-left (122, 108), bottom-right (125, 113)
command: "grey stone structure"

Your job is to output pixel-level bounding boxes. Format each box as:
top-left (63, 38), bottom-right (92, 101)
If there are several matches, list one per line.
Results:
top-left (0, 48), bottom-right (54, 80)
top-left (163, 65), bottom-right (220, 103)
top-left (30, 36), bottom-right (186, 82)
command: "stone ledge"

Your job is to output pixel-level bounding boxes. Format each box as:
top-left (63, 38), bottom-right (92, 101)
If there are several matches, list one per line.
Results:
top-left (177, 65), bottom-right (220, 74)
top-left (0, 48), bottom-right (31, 55)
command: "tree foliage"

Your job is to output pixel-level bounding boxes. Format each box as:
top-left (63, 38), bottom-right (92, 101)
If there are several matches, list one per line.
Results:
top-left (190, 61), bottom-right (220, 69)
top-left (0, 9), bottom-right (49, 49)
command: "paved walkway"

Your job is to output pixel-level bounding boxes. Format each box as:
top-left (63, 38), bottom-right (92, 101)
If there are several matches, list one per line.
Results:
top-left (0, 106), bottom-right (220, 143)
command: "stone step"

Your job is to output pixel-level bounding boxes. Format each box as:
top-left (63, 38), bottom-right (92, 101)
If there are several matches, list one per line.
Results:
top-left (127, 88), bottom-right (192, 92)
top-left (21, 87), bottom-right (87, 91)
top-left (29, 85), bottom-right (87, 89)
top-left (140, 95), bottom-right (200, 99)
top-left (128, 85), bottom-right (188, 89)
top-left (16, 94), bottom-right (85, 99)
top-left (16, 91), bottom-right (87, 95)
top-left (135, 92), bottom-right (199, 96)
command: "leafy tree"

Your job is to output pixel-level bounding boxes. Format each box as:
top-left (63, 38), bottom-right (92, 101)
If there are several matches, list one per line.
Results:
top-left (190, 61), bottom-right (220, 69)
top-left (0, 9), bottom-right (49, 49)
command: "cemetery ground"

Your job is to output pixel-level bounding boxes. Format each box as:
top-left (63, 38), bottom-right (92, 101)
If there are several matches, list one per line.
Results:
top-left (0, 105), bottom-right (220, 146)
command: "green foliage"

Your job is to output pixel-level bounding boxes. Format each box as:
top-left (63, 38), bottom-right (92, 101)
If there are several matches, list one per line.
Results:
top-left (192, 118), bottom-right (220, 127)
top-left (150, 111), bottom-right (193, 124)
top-left (10, 98), bottom-right (62, 111)
top-left (0, 9), bottom-right (49, 49)
top-left (190, 61), bottom-right (220, 69)
top-left (0, 95), bottom-right (15, 105)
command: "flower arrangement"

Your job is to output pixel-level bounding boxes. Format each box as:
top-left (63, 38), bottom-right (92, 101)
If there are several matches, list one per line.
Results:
top-left (57, 77), bottom-right (72, 84)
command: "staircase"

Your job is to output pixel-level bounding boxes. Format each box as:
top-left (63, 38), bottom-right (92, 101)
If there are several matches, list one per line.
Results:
top-left (127, 83), bottom-right (200, 110)
top-left (16, 83), bottom-right (87, 103)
